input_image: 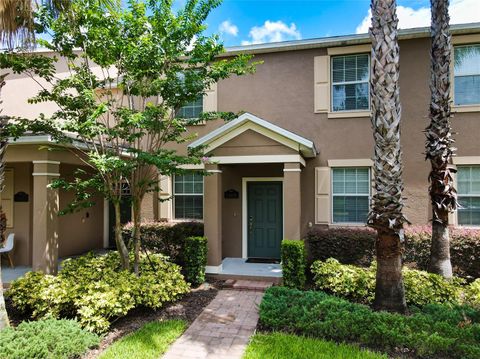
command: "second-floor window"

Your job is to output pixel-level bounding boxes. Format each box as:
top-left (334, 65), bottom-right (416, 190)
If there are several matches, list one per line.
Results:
top-left (454, 44), bottom-right (480, 106)
top-left (176, 95), bottom-right (203, 119)
top-left (457, 166), bottom-right (480, 226)
top-left (332, 167), bottom-right (370, 223)
top-left (331, 54), bottom-right (370, 112)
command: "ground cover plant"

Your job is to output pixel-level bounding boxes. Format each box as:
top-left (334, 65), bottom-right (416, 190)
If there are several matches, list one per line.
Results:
top-left (259, 286), bottom-right (480, 359)
top-left (0, 318), bottom-right (99, 359)
top-left (99, 319), bottom-right (186, 359)
top-left (6, 252), bottom-right (189, 333)
top-left (244, 332), bottom-right (387, 359)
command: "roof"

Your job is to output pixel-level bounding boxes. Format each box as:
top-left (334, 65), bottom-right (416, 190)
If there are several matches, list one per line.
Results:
top-left (222, 22), bottom-right (480, 56)
top-left (188, 112), bottom-right (317, 158)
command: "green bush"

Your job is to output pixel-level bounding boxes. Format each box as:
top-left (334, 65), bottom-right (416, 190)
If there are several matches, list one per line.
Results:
top-left (467, 279), bottom-right (480, 307)
top-left (7, 252), bottom-right (190, 333)
top-left (259, 286), bottom-right (480, 359)
top-left (183, 236), bottom-right (208, 286)
top-left (0, 318), bottom-right (99, 359)
top-left (281, 240), bottom-right (306, 289)
top-left (305, 226), bottom-right (480, 279)
top-left (311, 258), bottom-right (468, 307)
top-left (122, 221), bottom-right (203, 266)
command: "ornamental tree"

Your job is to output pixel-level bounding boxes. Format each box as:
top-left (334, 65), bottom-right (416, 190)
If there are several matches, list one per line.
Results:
top-left (1, 0), bottom-right (257, 272)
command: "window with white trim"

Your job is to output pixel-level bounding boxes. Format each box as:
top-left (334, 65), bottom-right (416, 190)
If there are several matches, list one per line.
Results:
top-left (176, 95), bottom-right (203, 119)
top-left (332, 167), bottom-right (370, 223)
top-left (457, 166), bottom-right (480, 226)
top-left (331, 54), bottom-right (370, 112)
top-left (174, 172), bottom-right (203, 219)
top-left (454, 44), bottom-right (480, 106)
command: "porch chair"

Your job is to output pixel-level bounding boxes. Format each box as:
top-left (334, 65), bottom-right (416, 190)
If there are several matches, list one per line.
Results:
top-left (0, 233), bottom-right (14, 268)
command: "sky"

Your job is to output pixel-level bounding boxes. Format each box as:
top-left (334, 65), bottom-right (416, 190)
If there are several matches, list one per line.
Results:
top-left (177, 0), bottom-right (480, 47)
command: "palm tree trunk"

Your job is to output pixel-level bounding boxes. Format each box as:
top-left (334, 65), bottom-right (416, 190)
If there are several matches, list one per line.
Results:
top-left (0, 74), bottom-right (10, 329)
top-left (426, 0), bottom-right (456, 279)
top-left (368, 0), bottom-right (408, 313)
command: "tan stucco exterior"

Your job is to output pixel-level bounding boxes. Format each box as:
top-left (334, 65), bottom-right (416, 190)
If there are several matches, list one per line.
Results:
top-left (2, 25), bottom-right (480, 271)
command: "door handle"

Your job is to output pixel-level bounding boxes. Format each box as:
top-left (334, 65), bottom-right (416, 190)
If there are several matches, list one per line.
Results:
top-left (248, 216), bottom-right (254, 232)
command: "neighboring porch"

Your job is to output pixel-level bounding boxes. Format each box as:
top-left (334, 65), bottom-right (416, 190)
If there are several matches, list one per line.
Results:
top-left (188, 112), bottom-right (317, 275)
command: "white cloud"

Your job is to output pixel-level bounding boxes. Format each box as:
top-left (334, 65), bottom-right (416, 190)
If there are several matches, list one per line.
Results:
top-left (241, 20), bottom-right (301, 45)
top-left (356, 0), bottom-right (480, 34)
top-left (219, 20), bottom-right (239, 36)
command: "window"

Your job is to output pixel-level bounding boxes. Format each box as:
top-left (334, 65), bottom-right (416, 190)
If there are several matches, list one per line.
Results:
top-left (174, 172), bottom-right (203, 219)
top-left (331, 54), bottom-right (370, 112)
top-left (457, 166), bottom-right (480, 226)
top-left (332, 167), bottom-right (370, 223)
top-left (176, 95), bottom-right (203, 119)
top-left (454, 44), bottom-right (480, 106)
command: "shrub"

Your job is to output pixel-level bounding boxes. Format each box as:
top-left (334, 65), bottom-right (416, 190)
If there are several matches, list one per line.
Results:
top-left (467, 279), bottom-right (480, 307)
top-left (0, 318), bottom-right (99, 359)
top-left (123, 221), bottom-right (203, 266)
top-left (311, 258), bottom-right (468, 307)
top-left (7, 252), bottom-right (190, 333)
top-left (183, 236), bottom-right (208, 286)
top-left (305, 226), bottom-right (480, 279)
top-left (281, 240), bottom-right (306, 289)
top-left (259, 286), bottom-right (480, 359)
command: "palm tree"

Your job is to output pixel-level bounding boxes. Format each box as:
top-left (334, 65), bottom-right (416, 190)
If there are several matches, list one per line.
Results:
top-left (425, 0), bottom-right (456, 279)
top-left (368, 0), bottom-right (408, 313)
top-left (0, 73), bottom-right (10, 330)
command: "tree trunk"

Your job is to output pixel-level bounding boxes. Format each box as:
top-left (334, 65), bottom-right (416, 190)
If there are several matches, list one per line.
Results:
top-left (113, 200), bottom-right (130, 270)
top-left (429, 210), bottom-right (453, 277)
top-left (368, 0), bottom-right (408, 313)
top-left (132, 198), bottom-right (142, 276)
top-left (426, 0), bottom-right (456, 279)
top-left (374, 230), bottom-right (407, 313)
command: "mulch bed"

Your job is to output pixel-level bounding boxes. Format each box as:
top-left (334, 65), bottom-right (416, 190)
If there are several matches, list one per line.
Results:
top-left (83, 280), bottom-right (223, 358)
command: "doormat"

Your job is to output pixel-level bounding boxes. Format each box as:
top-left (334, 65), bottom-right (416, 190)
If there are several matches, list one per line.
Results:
top-left (246, 258), bottom-right (280, 264)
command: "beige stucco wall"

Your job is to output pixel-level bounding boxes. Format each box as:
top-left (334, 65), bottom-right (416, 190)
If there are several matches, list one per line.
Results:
top-left (58, 164), bottom-right (104, 258)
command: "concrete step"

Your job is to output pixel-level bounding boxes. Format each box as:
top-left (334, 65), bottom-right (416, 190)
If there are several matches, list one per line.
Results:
top-left (223, 279), bottom-right (274, 292)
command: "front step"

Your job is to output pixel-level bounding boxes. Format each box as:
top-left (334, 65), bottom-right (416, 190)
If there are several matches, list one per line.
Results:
top-left (222, 279), bottom-right (274, 292)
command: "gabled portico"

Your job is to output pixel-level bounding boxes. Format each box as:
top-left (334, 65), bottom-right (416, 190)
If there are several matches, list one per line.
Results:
top-left (189, 113), bottom-right (317, 273)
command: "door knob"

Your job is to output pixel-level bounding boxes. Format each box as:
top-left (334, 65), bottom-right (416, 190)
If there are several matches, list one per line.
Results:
top-left (248, 216), bottom-right (254, 231)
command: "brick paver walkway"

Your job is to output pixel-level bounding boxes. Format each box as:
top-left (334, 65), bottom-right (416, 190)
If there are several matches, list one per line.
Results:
top-left (162, 289), bottom-right (264, 359)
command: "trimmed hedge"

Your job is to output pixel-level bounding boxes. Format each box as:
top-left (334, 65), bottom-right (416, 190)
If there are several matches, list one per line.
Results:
top-left (311, 258), bottom-right (480, 307)
top-left (183, 236), bottom-right (208, 286)
top-left (7, 252), bottom-right (190, 333)
top-left (0, 318), bottom-right (99, 359)
top-left (123, 221), bottom-right (203, 268)
top-left (259, 286), bottom-right (480, 359)
top-left (305, 226), bottom-right (480, 279)
top-left (281, 240), bottom-right (306, 289)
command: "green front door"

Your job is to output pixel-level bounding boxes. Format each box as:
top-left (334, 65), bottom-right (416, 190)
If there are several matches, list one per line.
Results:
top-left (247, 181), bottom-right (283, 259)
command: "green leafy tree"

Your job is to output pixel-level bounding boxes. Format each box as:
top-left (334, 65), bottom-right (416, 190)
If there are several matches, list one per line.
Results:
top-left (1, 0), bottom-right (256, 272)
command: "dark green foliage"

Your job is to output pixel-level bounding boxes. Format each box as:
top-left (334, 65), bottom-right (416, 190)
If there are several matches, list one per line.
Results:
top-left (0, 318), bottom-right (99, 359)
top-left (311, 258), bottom-right (473, 307)
top-left (183, 236), bottom-right (208, 286)
top-left (7, 252), bottom-right (189, 333)
top-left (281, 240), bottom-right (306, 289)
top-left (305, 226), bottom-right (480, 279)
top-left (259, 287), bottom-right (480, 359)
top-left (123, 221), bottom-right (204, 266)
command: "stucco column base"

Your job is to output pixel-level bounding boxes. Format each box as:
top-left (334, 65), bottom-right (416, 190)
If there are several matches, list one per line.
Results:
top-left (284, 162), bottom-right (302, 240)
top-left (32, 161), bottom-right (60, 274)
top-left (204, 164), bottom-right (223, 268)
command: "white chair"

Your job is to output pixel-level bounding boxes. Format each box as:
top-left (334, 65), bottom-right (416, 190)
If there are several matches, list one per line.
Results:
top-left (0, 233), bottom-right (14, 268)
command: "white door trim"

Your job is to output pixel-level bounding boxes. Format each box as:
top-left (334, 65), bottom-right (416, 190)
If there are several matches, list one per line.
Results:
top-left (241, 177), bottom-right (284, 259)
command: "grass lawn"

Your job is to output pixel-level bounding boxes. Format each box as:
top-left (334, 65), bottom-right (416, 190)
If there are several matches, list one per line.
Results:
top-left (244, 332), bottom-right (387, 359)
top-left (99, 319), bottom-right (186, 359)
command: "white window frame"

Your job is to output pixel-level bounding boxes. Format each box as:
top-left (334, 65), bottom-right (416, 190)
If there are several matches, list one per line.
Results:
top-left (456, 165), bottom-right (480, 227)
top-left (453, 44), bottom-right (480, 107)
top-left (331, 167), bottom-right (371, 225)
top-left (173, 172), bottom-right (204, 220)
top-left (331, 53), bottom-right (371, 113)
top-left (176, 95), bottom-right (204, 120)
